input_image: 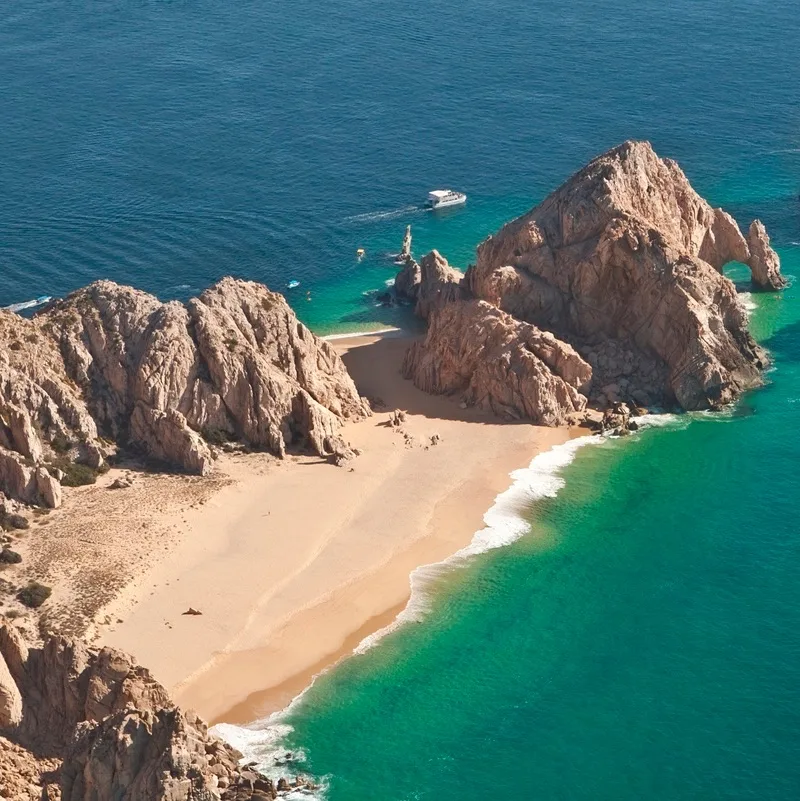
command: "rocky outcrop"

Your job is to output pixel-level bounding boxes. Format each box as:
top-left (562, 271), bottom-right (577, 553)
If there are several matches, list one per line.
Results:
top-left (747, 220), bottom-right (787, 290)
top-left (0, 278), bottom-right (370, 505)
top-left (0, 623), bottom-right (311, 800)
top-left (395, 248), bottom-right (465, 319)
top-left (464, 140), bottom-right (783, 410)
top-left (0, 452), bottom-right (62, 510)
top-left (413, 251), bottom-right (465, 319)
top-left (394, 256), bottom-right (422, 301)
top-left (399, 224), bottom-right (412, 262)
top-left (403, 300), bottom-right (591, 425)
top-left (0, 737), bottom-right (60, 801)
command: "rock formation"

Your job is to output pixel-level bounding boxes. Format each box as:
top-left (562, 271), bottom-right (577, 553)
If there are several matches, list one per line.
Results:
top-left (0, 623), bottom-right (310, 800)
top-left (403, 300), bottom-right (590, 425)
top-left (399, 224), bottom-right (412, 263)
top-left (457, 140), bottom-right (785, 411)
top-left (0, 278), bottom-right (370, 506)
top-left (747, 220), bottom-right (787, 290)
top-left (395, 249), bottom-right (465, 319)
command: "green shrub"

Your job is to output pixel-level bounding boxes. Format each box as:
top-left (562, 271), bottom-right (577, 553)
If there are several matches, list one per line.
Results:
top-left (59, 462), bottom-right (98, 487)
top-left (2, 514), bottom-right (29, 531)
top-left (202, 427), bottom-right (234, 446)
top-left (18, 581), bottom-right (51, 608)
top-left (50, 433), bottom-right (73, 453)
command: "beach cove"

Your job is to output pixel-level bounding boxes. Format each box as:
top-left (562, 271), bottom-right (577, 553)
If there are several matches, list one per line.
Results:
top-left (19, 331), bottom-right (571, 724)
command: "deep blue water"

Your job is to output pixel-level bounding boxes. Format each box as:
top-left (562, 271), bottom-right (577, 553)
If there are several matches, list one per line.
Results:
top-left (3, 0), bottom-right (800, 329)
top-left (4, 2), bottom-right (800, 799)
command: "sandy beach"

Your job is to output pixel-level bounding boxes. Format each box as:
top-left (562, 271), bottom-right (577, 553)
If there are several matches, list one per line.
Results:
top-left (13, 331), bottom-right (571, 725)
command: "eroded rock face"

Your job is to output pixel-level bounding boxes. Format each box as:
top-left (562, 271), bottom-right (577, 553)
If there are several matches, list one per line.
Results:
top-left (0, 736), bottom-right (60, 801)
top-left (0, 278), bottom-right (370, 506)
top-left (747, 220), bottom-right (787, 290)
top-left (0, 623), bottom-right (171, 755)
top-left (395, 249), bottom-right (465, 319)
top-left (403, 300), bottom-right (591, 425)
top-left (412, 251), bottom-right (465, 319)
top-left (465, 140), bottom-right (781, 410)
top-left (0, 623), bottom-right (309, 800)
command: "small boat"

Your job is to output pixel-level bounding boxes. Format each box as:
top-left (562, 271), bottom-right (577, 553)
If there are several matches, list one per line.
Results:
top-left (426, 189), bottom-right (467, 210)
top-left (356, 248), bottom-right (365, 259)
top-left (286, 280), bottom-right (300, 289)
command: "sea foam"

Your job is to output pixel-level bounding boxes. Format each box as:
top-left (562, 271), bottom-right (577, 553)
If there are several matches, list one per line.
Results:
top-left (213, 417), bottom-right (686, 782)
top-left (354, 433), bottom-right (600, 652)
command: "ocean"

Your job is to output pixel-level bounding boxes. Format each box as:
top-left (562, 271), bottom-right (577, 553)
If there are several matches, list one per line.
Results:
top-left (4, 1), bottom-right (800, 799)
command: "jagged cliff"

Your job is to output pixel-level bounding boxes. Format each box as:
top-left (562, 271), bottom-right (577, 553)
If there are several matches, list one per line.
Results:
top-left (0, 623), bottom-right (306, 800)
top-left (403, 300), bottom-right (590, 425)
top-left (400, 141), bottom-right (786, 418)
top-left (0, 278), bottom-right (370, 507)
top-left (394, 249), bottom-right (465, 319)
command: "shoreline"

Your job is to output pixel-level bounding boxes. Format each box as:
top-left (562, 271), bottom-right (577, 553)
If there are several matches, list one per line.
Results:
top-left (22, 329), bottom-right (576, 727)
top-left (322, 326), bottom-right (403, 341)
top-left (170, 326), bottom-right (574, 723)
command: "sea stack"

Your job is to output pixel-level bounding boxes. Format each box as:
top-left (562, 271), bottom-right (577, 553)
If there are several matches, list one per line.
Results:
top-left (403, 140), bottom-right (786, 418)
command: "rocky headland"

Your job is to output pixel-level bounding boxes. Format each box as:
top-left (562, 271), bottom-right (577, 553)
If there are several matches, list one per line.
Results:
top-left (0, 277), bottom-right (369, 507)
top-left (396, 140), bottom-right (786, 419)
top-left (0, 622), bottom-right (310, 800)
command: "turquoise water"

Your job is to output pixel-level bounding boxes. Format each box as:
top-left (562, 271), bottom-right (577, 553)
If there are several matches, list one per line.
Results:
top-left (274, 270), bottom-right (800, 800)
top-left (5, 1), bottom-right (800, 798)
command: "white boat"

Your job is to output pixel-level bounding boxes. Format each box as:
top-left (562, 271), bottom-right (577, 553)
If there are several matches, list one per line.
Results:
top-left (426, 189), bottom-right (467, 209)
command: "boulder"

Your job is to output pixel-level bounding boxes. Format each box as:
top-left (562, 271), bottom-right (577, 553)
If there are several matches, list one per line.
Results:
top-left (0, 450), bottom-right (61, 509)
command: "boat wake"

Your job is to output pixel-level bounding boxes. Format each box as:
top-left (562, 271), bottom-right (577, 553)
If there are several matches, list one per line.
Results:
top-left (3, 295), bottom-right (52, 314)
top-left (343, 205), bottom-right (421, 224)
